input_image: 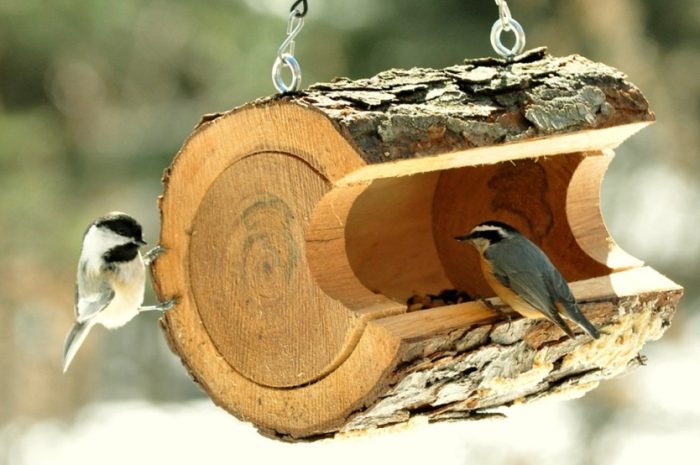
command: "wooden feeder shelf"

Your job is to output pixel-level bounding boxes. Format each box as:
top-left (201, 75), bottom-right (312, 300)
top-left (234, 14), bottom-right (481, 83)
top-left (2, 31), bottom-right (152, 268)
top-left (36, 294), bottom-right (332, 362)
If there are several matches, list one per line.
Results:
top-left (152, 48), bottom-right (682, 441)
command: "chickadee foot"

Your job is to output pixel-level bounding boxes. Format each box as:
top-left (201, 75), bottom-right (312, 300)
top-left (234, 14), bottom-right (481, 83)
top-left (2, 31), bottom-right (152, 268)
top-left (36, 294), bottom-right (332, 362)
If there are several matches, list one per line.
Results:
top-left (635, 352), bottom-right (648, 366)
top-left (143, 245), bottom-right (167, 266)
top-left (161, 297), bottom-right (178, 311)
top-left (139, 297), bottom-right (178, 313)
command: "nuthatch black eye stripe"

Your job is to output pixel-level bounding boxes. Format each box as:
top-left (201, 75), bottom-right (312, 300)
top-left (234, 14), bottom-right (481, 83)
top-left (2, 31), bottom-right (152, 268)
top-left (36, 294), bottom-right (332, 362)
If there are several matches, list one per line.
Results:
top-left (462, 229), bottom-right (505, 244)
top-left (479, 221), bottom-right (518, 233)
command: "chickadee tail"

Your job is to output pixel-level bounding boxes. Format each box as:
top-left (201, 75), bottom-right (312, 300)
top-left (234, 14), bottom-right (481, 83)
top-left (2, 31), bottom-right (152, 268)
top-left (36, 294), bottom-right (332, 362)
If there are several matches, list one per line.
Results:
top-left (63, 321), bottom-right (94, 373)
top-left (560, 302), bottom-right (601, 339)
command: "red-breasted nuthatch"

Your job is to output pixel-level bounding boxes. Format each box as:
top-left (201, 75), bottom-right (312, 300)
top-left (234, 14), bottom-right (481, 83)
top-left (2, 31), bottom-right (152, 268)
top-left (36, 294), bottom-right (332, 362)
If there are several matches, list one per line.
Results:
top-left (63, 212), bottom-right (175, 373)
top-left (455, 221), bottom-right (600, 339)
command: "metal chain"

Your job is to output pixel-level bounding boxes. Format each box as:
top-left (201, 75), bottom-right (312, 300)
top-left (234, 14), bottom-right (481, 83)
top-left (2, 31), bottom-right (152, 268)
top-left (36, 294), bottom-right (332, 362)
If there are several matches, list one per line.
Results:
top-left (272, 1), bottom-right (307, 93)
top-left (496, 0), bottom-right (512, 30)
top-left (290, 0), bottom-right (308, 17)
top-left (491, 0), bottom-right (526, 59)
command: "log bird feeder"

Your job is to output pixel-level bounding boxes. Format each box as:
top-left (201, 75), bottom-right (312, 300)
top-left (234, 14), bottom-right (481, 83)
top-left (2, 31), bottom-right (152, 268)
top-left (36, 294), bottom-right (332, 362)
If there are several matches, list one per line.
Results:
top-left (152, 49), bottom-right (683, 441)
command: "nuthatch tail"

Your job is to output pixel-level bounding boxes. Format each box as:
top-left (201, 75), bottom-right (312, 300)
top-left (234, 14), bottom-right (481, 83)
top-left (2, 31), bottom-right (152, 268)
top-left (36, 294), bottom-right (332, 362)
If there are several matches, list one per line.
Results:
top-left (63, 212), bottom-right (174, 373)
top-left (455, 221), bottom-right (600, 339)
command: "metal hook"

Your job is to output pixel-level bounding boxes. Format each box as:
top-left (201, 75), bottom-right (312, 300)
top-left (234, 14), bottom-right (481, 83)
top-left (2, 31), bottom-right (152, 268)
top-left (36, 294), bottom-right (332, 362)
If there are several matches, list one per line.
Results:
top-left (279, 11), bottom-right (304, 59)
top-left (272, 9), bottom-right (305, 93)
top-left (495, 0), bottom-right (512, 31)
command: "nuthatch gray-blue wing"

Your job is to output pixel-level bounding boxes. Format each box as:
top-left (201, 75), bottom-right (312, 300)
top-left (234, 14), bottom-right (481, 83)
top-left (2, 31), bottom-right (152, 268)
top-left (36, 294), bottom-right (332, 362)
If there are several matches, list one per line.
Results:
top-left (63, 212), bottom-right (174, 373)
top-left (455, 221), bottom-right (600, 339)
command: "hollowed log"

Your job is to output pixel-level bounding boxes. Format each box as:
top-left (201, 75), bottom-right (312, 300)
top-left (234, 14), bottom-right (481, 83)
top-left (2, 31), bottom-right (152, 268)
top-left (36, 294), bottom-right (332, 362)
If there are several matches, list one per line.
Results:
top-left (151, 48), bottom-right (681, 441)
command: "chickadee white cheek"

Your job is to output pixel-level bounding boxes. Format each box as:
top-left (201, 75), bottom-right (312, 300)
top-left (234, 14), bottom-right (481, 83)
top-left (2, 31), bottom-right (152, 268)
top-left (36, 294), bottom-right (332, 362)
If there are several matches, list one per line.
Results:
top-left (81, 225), bottom-right (134, 274)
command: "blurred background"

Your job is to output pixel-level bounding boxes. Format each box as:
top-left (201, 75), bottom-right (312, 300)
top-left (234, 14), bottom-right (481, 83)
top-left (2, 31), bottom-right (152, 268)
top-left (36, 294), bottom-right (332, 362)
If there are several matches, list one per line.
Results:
top-left (1, 0), bottom-right (699, 463)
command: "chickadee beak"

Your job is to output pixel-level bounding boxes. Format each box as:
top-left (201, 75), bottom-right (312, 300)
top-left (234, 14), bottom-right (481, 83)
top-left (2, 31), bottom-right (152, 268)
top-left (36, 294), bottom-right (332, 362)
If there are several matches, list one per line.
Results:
top-left (454, 235), bottom-right (471, 242)
top-left (137, 238), bottom-right (147, 246)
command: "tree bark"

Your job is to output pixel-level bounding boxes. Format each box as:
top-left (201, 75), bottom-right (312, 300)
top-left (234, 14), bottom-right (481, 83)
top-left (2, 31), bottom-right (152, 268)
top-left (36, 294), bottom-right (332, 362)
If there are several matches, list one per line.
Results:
top-left (297, 46), bottom-right (653, 164)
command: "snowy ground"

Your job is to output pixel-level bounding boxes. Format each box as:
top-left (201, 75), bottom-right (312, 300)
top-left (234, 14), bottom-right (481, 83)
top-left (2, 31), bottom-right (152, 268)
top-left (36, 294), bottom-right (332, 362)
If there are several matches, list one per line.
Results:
top-left (4, 329), bottom-right (700, 465)
top-left (3, 401), bottom-right (590, 465)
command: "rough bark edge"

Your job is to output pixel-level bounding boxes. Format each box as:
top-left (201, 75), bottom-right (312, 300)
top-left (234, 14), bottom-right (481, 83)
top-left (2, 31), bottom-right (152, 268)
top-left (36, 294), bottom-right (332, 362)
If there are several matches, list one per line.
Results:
top-left (264, 289), bottom-right (680, 441)
top-left (300, 47), bottom-right (654, 163)
top-left (183, 48), bottom-right (653, 169)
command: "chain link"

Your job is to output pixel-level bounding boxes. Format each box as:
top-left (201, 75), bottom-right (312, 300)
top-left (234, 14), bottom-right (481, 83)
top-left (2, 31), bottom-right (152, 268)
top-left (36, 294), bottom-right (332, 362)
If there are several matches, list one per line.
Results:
top-left (290, 0), bottom-right (308, 17)
top-left (491, 0), bottom-right (526, 59)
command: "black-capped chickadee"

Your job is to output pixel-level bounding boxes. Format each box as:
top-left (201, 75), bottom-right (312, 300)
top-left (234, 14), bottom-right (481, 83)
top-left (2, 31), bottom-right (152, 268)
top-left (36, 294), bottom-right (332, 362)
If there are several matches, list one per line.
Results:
top-left (455, 221), bottom-right (600, 339)
top-left (63, 212), bottom-right (175, 373)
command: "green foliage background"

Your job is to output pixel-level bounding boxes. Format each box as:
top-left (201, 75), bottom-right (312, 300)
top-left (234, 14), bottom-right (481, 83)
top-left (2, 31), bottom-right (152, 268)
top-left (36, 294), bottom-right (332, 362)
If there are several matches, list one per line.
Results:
top-left (1, 0), bottom-right (698, 460)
